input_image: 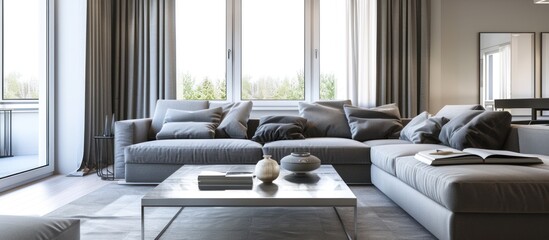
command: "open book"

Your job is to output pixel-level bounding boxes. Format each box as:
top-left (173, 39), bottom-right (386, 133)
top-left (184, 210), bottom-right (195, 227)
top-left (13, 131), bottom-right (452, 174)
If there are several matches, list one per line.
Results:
top-left (414, 148), bottom-right (543, 166)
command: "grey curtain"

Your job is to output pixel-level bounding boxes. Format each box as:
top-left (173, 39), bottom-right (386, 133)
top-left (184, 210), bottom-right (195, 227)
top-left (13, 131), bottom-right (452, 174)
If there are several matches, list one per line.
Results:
top-left (376, 0), bottom-right (430, 118)
top-left (80, 0), bottom-right (176, 172)
top-left (113, 0), bottom-right (176, 121)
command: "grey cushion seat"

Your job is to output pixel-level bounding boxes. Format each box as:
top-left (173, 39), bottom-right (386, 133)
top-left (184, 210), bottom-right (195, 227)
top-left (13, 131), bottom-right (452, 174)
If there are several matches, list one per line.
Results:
top-left (395, 156), bottom-right (549, 213)
top-left (262, 137), bottom-right (370, 164)
top-left (0, 215), bottom-right (80, 240)
top-left (370, 144), bottom-right (446, 176)
top-left (125, 139), bottom-right (264, 164)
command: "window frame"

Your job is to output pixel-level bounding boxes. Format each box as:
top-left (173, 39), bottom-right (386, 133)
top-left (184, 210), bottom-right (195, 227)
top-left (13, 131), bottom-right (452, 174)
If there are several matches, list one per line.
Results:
top-left (0, 0), bottom-right (45, 103)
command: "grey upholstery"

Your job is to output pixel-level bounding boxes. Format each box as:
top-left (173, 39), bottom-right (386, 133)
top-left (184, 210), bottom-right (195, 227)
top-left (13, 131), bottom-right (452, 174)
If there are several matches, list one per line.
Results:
top-left (125, 139), bottom-right (263, 165)
top-left (434, 104), bottom-right (484, 119)
top-left (363, 139), bottom-right (411, 147)
top-left (0, 215), bottom-right (80, 240)
top-left (372, 166), bottom-right (549, 240)
top-left (150, 100), bottom-right (209, 138)
top-left (114, 118), bottom-right (152, 179)
top-left (262, 137), bottom-right (370, 164)
top-left (395, 156), bottom-right (549, 213)
top-left (370, 123), bottom-right (549, 240)
top-left (370, 144), bottom-right (445, 176)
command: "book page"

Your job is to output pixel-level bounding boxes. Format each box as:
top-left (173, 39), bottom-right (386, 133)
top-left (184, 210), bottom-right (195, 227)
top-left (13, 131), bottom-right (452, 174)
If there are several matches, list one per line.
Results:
top-left (418, 148), bottom-right (473, 160)
top-left (463, 148), bottom-right (537, 159)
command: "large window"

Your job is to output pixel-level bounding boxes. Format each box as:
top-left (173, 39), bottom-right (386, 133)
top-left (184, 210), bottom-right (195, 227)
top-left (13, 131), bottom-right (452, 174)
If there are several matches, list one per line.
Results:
top-left (2, 0), bottom-right (46, 100)
top-left (241, 0), bottom-right (304, 100)
top-left (175, 0), bottom-right (373, 106)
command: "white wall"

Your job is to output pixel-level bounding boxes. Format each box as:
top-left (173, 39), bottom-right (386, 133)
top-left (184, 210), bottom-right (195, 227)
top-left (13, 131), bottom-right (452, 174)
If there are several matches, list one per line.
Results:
top-left (54, 0), bottom-right (86, 174)
top-left (430, 0), bottom-right (549, 112)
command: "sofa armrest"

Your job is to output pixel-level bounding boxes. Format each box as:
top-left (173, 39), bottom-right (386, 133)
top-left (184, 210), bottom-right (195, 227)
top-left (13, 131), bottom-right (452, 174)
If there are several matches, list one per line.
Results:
top-left (114, 118), bottom-right (152, 179)
top-left (513, 124), bottom-right (549, 156)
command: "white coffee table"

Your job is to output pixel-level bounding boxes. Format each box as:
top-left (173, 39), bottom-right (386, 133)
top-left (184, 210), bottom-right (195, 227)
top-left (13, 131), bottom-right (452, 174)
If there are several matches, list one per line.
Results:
top-left (141, 164), bottom-right (357, 239)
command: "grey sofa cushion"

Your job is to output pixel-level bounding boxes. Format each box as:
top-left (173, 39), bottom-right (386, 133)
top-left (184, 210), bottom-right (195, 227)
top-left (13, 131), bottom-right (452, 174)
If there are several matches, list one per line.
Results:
top-left (434, 104), bottom-right (484, 120)
top-left (364, 139), bottom-right (411, 147)
top-left (370, 144), bottom-right (445, 176)
top-left (163, 107), bottom-right (222, 123)
top-left (0, 215), bottom-right (80, 240)
top-left (298, 100), bottom-right (352, 138)
top-left (343, 104), bottom-right (403, 141)
top-left (439, 110), bottom-right (512, 150)
top-left (262, 137), bottom-right (370, 164)
top-left (400, 111), bottom-right (449, 144)
top-left (215, 101), bottom-right (253, 139)
top-left (150, 100), bottom-right (209, 138)
top-left (251, 116), bottom-right (307, 143)
top-left (156, 122), bottom-right (218, 139)
top-left (125, 139), bottom-right (264, 164)
top-left (395, 155), bottom-right (549, 213)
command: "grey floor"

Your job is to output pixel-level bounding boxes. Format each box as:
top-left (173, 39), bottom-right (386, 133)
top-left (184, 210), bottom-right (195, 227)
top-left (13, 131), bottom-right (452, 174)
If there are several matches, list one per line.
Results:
top-left (0, 154), bottom-right (41, 178)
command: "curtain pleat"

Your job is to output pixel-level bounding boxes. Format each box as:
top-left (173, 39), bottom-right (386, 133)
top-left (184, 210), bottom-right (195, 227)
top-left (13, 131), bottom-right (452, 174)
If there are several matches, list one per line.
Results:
top-left (81, 0), bottom-right (175, 173)
top-left (376, 0), bottom-right (430, 117)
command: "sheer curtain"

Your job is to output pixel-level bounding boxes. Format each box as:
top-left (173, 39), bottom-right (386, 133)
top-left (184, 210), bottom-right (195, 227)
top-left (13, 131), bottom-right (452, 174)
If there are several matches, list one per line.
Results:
top-left (80, 0), bottom-right (175, 173)
top-left (352, 0), bottom-right (377, 107)
top-left (376, 0), bottom-right (430, 117)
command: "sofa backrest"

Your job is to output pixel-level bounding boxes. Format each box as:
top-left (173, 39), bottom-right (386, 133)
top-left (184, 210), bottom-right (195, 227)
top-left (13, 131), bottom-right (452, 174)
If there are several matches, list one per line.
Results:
top-left (505, 124), bottom-right (549, 155)
top-left (151, 100), bottom-right (209, 138)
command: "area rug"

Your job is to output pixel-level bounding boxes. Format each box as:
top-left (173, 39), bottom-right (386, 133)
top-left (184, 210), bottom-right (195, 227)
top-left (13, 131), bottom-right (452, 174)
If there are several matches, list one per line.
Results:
top-left (46, 183), bottom-right (434, 240)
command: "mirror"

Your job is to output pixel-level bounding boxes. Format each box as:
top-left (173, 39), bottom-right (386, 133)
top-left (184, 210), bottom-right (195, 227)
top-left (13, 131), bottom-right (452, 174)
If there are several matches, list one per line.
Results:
top-left (543, 33), bottom-right (549, 98)
top-left (480, 33), bottom-right (535, 111)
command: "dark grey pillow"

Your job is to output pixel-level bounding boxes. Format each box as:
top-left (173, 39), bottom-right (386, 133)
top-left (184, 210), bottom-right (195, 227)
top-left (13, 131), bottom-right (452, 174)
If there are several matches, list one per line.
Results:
top-left (163, 107), bottom-right (222, 123)
top-left (216, 101), bottom-right (253, 139)
top-left (156, 122), bottom-right (217, 139)
top-left (439, 110), bottom-right (512, 150)
top-left (251, 116), bottom-right (307, 143)
top-left (435, 104), bottom-right (485, 120)
top-left (343, 104), bottom-right (403, 141)
top-left (298, 100), bottom-right (352, 138)
top-left (399, 111), bottom-right (449, 144)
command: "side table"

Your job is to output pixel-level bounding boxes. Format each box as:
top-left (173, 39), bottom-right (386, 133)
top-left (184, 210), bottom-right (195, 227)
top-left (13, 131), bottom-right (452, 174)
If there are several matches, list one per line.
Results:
top-left (94, 135), bottom-right (114, 180)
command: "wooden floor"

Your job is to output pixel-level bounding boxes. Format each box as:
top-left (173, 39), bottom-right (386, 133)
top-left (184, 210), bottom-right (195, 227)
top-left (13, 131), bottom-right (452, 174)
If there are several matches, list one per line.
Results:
top-left (0, 174), bottom-right (112, 216)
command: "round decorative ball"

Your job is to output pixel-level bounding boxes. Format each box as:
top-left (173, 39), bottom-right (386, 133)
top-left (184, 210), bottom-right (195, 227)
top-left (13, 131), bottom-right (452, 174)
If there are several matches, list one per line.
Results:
top-left (280, 152), bottom-right (321, 174)
top-left (254, 155), bottom-right (280, 183)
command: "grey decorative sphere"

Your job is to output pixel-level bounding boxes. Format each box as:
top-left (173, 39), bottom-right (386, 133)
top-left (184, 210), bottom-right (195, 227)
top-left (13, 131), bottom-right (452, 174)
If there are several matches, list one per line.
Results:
top-left (280, 152), bottom-right (321, 174)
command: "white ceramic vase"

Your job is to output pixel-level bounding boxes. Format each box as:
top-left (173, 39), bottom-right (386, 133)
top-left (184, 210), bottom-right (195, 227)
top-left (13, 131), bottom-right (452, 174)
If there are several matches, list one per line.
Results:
top-left (255, 155), bottom-right (280, 183)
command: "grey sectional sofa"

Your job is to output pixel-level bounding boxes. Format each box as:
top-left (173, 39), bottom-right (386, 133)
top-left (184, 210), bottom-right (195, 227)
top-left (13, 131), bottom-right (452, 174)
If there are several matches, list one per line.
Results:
top-left (115, 100), bottom-right (549, 239)
top-left (368, 119), bottom-right (549, 239)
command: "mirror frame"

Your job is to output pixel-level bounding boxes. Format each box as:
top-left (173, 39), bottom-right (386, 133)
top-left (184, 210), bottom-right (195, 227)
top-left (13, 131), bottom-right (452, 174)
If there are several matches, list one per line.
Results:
top-left (542, 32), bottom-right (549, 98)
top-left (479, 32), bottom-right (536, 112)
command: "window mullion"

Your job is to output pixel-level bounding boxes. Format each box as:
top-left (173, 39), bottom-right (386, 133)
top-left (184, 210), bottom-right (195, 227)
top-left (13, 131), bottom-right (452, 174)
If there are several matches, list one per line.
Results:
top-left (308, 0), bottom-right (320, 101)
top-left (232, 0), bottom-right (242, 102)
top-left (226, 0), bottom-right (234, 102)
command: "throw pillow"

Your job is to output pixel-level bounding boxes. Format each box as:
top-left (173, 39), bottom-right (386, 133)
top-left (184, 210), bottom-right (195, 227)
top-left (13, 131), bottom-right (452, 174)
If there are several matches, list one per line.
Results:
top-left (298, 100), bottom-right (352, 138)
top-left (439, 110), bottom-right (512, 150)
top-left (163, 107), bottom-right (222, 124)
top-left (435, 104), bottom-right (485, 120)
top-left (343, 104), bottom-right (403, 141)
top-left (156, 122), bottom-right (218, 139)
top-left (399, 111), bottom-right (449, 144)
top-left (216, 101), bottom-right (253, 139)
top-left (251, 116), bottom-right (307, 143)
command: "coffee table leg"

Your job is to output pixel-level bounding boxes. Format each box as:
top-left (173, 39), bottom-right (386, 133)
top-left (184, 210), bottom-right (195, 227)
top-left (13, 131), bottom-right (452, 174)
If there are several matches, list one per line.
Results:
top-left (141, 206), bottom-right (145, 240)
top-left (354, 206), bottom-right (357, 240)
top-left (334, 206), bottom-right (357, 240)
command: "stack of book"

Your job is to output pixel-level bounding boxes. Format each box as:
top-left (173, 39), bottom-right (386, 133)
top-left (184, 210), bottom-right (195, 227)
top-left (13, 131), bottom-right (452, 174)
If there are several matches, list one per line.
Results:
top-left (197, 171), bottom-right (254, 190)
